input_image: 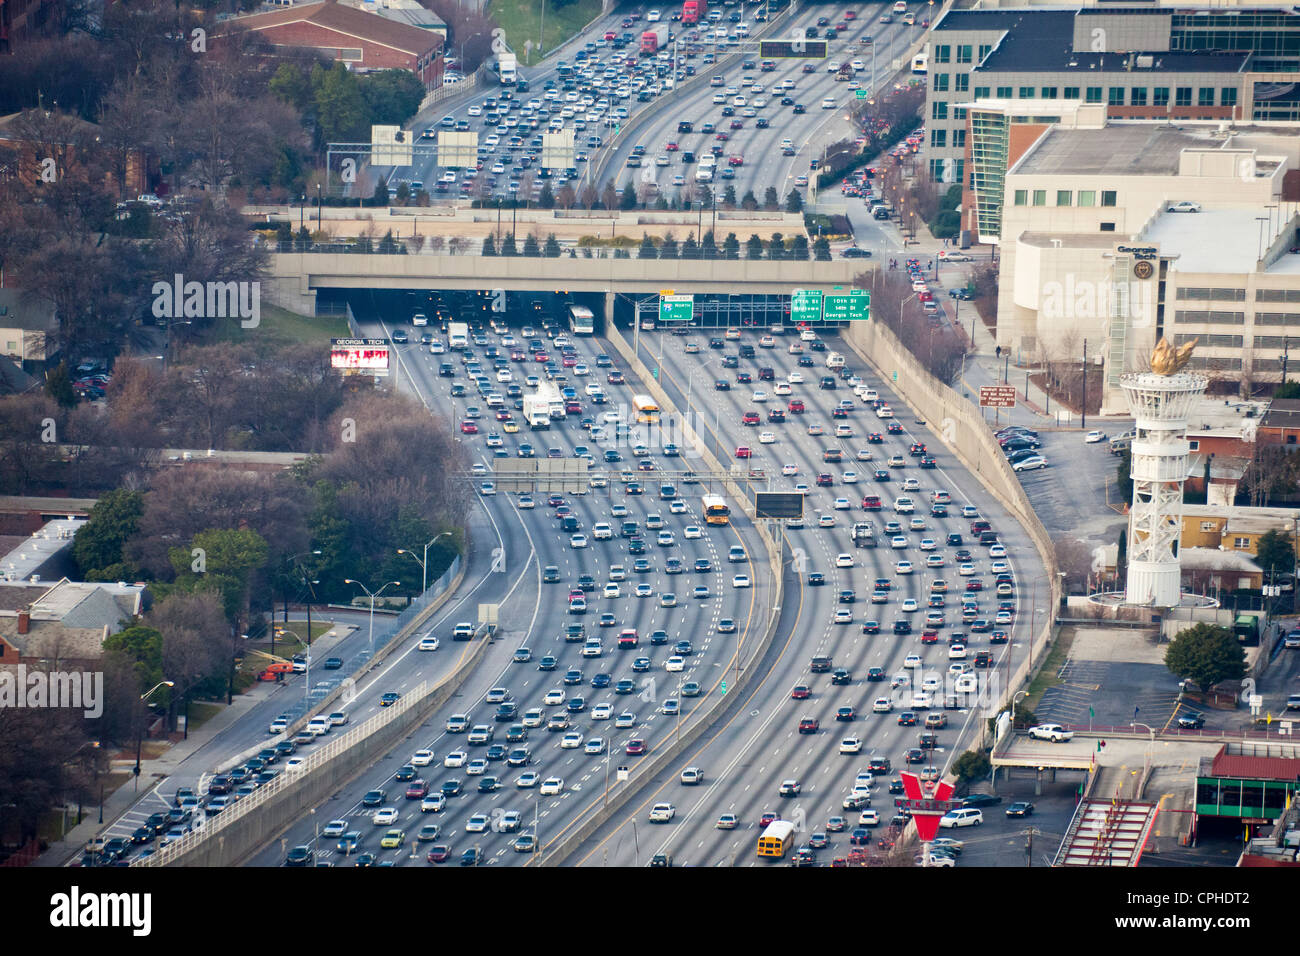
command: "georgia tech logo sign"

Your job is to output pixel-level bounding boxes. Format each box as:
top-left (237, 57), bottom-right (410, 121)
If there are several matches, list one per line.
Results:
top-left (1116, 245), bottom-right (1159, 260)
top-left (1133, 260), bottom-right (1154, 279)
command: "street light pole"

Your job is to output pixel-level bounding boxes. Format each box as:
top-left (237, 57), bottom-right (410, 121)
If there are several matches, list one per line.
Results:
top-left (134, 680), bottom-right (175, 790)
top-left (344, 579), bottom-right (402, 657)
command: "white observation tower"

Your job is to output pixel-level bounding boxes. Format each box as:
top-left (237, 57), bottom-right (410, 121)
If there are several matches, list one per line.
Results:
top-left (1118, 338), bottom-right (1206, 607)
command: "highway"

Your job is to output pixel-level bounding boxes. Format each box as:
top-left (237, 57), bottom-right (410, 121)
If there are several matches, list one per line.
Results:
top-left (241, 306), bottom-right (773, 866)
top-left (561, 317), bottom-right (1049, 866)
top-left (381, 0), bottom-right (931, 211)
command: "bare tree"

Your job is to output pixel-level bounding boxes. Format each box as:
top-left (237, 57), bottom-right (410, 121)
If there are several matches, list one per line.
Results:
top-left (1054, 537), bottom-right (1095, 594)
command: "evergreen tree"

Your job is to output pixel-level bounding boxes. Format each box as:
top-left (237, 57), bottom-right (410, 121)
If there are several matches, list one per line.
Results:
top-left (638, 233), bottom-right (658, 259)
top-left (745, 234), bottom-right (765, 259)
top-left (790, 234), bottom-right (810, 260)
top-left (813, 236), bottom-right (831, 261)
top-left (723, 185), bottom-right (737, 208)
top-left (544, 234), bottom-right (562, 257)
top-left (660, 232), bottom-right (679, 259)
top-left (481, 234), bottom-right (497, 256)
top-left (500, 233), bottom-right (518, 256)
top-left (620, 181), bottom-right (638, 210)
top-left (741, 189), bottom-right (759, 211)
top-left (722, 232), bottom-right (740, 259)
top-left (44, 362), bottom-right (78, 408)
top-left (522, 234), bottom-right (541, 256)
top-left (538, 182), bottom-right (556, 209)
top-left (785, 189), bottom-right (804, 213)
top-left (763, 186), bottom-right (780, 210)
top-left (681, 232), bottom-right (699, 259)
top-left (701, 230), bottom-right (719, 259)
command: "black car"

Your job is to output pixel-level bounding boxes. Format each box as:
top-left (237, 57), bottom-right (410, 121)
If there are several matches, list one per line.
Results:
top-left (362, 789), bottom-right (386, 807)
top-left (893, 620), bottom-right (912, 635)
top-left (808, 572), bottom-right (826, 586)
top-left (322, 657), bottom-right (343, 669)
top-left (861, 621), bottom-right (880, 635)
top-left (841, 247), bottom-right (873, 258)
top-left (866, 667), bottom-right (885, 681)
top-left (650, 630), bottom-right (670, 645)
top-left (831, 668), bottom-right (852, 685)
top-left (1177, 711), bottom-right (1206, 729)
top-left (1006, 801), bottom-right (1035, 817)
top-left (961, 793), bottom-right (1002, 808)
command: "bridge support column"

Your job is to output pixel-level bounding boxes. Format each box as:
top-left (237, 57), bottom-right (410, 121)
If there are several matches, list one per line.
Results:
top-left (604, 291), bottom-right (615, 337)
top-left (1035, 768), bottom-right (1044, 796)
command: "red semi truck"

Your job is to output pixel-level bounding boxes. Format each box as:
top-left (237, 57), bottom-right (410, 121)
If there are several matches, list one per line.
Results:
top-left (640, 24), bottom-right (669, 54)
top-left (682, 0), bottom-right (706, 24)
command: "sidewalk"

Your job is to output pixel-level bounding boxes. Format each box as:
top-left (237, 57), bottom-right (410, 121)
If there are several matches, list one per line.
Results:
top-left (33, 623), bottom-right (357, 867)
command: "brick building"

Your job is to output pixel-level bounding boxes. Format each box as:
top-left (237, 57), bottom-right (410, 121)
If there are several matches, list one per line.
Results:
top-left (223, 0), bottom-right (444, 89)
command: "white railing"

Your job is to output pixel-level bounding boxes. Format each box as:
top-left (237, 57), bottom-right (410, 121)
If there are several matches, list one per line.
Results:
top-left (136, 679), bottom-right (431, 866)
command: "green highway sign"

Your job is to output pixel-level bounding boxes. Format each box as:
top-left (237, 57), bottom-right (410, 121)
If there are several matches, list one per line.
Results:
top-left (856, 89), bottom-right (868, 99)
top-left (791, 289), bottom-right (824, 323)
top-left (659, 293), bottom-right (694, 323)
top-left (823, 288), bottom-right (871, 322)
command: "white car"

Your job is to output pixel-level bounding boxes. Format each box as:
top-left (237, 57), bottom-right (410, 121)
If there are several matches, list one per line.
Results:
top-left (518, 495), bottom-right (535, 509)
top-left (465, 813), bottom-right (489, 833)
top-left (1012, 455), bottom-right (1049, 472)
top-left (901, 598), bottom-right (919, 612)
top-left (904, 654), bottom-right (923, 669)
top-left (774, 382), bottom-right (792, 396)
top-left (540, 776), bottom-right (564, 795)
top-left (516, 770), bottom-right (540, 789)
top-left (465, 758), bottom-right (488, 775)
top-left (787, 371), bottom-right (804, 384)
top-left (840, 736), bottom-right (863, 754)
top-left (649, 802), bottom-right (676, 822)
top-left (372, 807), bottom-right (399, 826)
top-left (1168, 200), bottom-right (1202, 213)
top-left (560, 732), bottom-right (583, 749)
top-left (842, 471), bottom-right (858, 484)
top-left (592, 703), bottom-right (613, 720)
top-left (322, 819), bottom-right (349, 838)
top-left (990, 544), bottom-right (1008, 558)
top-left (615, 712), bottom-right (637, 728)
top-left (782, 464), bottom-right (798, 476)
top-left (665, 656), bottom-right (686, 672)
top-left (759, 431), bottom-right (776, 444)
top-left (949, 644), bottom-right (968, 659)
top-left (1085, 429), bottom-right (1109, 444)
top-left (443, 750), bottom-right (467, 768)
top-left (593, 523), bottom-right (613, 540)
top-left (418, 636), bottom-right (439, 651)
top-left (896, 561), bottom-right (913, 574)
top-left (604, 583), bottom-right (621, 598)
top-left (821, 96), bottom-right (836, 109)
top-left (570, 534), bottom-right (588, 549)
top-left (411, 749), bottom-right (435, 766)
top-left (684, 526), bottom-right (702, 539)
top-left (752, 390), bottom-right (768, 403)
top-left (873, 697), bottom-right (893, 713)
top-left (834, 497), bottom-right (851, 510)
top-left (733, 574), bottom-right (751, 588)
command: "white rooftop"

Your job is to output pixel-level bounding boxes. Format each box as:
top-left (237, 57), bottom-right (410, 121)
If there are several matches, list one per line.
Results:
top-left (0, 517), bottom-right (85, 583)
top-left (1144, 209), bottom-right (1271, 274)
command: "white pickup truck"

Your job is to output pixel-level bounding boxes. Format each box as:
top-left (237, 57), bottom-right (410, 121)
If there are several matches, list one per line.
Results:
top-left (1027, 724), bottom-right (1075, 743)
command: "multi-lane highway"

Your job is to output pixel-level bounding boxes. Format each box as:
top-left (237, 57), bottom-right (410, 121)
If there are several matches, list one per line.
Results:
top-left (241, 303), bottom-right (773, 866)
top-left (382, 1), bottom-right (931, 212)
top-left (557, 317), bottom-right (1048, 865)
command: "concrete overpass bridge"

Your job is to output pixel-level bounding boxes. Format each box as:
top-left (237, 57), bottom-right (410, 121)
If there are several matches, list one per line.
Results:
top-left (266, 253), bottom-right (865, 316)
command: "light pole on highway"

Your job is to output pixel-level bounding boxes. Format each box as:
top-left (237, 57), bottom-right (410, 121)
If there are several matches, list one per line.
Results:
top-left (344, 579), bottom-right (402, 658)
top-left (1131, 721), bottom-right (1156, 781)
top-left (134, 680), bottom-right (175, 790)
top-left (398, 531), bottom-right (452, 595)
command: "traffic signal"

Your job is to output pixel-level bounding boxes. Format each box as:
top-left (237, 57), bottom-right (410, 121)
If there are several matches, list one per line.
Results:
top-left (721, 681), bottom-right (727, 694)
top-left (1097, 740), bottom-right (1106, 752)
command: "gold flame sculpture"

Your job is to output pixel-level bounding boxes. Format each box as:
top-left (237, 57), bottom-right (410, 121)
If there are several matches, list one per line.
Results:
top-left (1149, 337), bottom-right (1197, 376)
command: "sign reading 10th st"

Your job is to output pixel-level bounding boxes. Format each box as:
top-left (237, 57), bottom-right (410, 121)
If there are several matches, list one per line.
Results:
top-left (791, 288), bottom-right (870, 322)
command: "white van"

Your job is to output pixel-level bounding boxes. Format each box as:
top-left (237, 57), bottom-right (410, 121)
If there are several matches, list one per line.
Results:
top-left (825, 351), bottom-right (845, 369)
top-left (940, 807), bottom-right (983, 828)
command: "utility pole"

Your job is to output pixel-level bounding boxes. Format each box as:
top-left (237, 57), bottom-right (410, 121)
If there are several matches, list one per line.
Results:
top-left (1282, 334), bottom-right (1290, 385)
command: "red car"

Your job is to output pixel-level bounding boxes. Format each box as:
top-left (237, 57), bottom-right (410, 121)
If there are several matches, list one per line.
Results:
top-left (534, 351), bottom-right (549, 362)
top-left (405, 780), bottom-right (429, 799)
top-left (426, 845), bottom-right (451, 863)
top-left (665, 141), bottom-right (679, 151)
top-left (844, 9), bottom-right (857, 19)
top-left (618, 629), bottom-right (638, 648)
top-left (460, 421), bottom-right (478, 434)
top-left (798, 717), bottom-right (819, 734)
top-left (626, 738), bottom-right (647, 755)
top-left (791, 685), bottom-right (811, 700)
top-left (715, 131), bottom-right (729, 141)
top-left (735, 446), bottom-right (752, 459)
top-left (510, 349), bottom-right (526, 361)
top-left (815, 473), bottom-right (833, 486)
top-left (862, 495), bottom-right (882, 511)
top-left (788, 400), bottom-right (806, 413)
top-left (760, 811), bottom-right (778, 828)
top-left (496, 410), bottom-right (511, 421)
top-left (742, 411), bottom-right (760, 425)
top-left (729, 154), bottom-right (744, 166)
top-left (920, 630), bottom-right (939, 644)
